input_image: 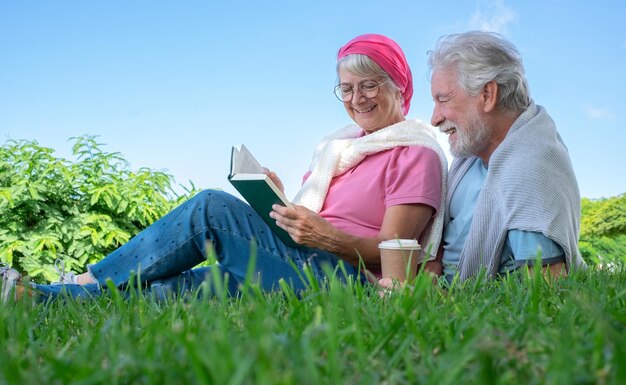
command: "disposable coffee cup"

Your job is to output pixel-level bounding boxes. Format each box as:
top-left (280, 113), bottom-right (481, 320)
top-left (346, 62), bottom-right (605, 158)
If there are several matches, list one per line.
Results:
top-left (378, 239), bottom-right (421, 282)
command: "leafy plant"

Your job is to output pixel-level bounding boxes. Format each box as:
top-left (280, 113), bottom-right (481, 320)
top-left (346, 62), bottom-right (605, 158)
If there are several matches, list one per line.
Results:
top-left (581, 194), bottom-right (626, 238)
top-left (0, 136), bottom-right (199, 282)
top-left (580, 194), bottom-right (626, 265)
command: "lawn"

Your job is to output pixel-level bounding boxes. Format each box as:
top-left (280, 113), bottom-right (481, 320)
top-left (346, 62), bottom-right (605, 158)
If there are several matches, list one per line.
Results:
top-left (1, 265), bottom-right (625, 385)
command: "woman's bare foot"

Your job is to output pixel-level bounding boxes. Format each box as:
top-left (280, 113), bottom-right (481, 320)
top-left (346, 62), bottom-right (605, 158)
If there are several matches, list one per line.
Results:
top-left (75, 272), bottom-right (97, 285)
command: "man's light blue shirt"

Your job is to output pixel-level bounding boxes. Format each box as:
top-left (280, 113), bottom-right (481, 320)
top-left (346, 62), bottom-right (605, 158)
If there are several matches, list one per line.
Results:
top-left (442, 158), bottom-right (564, 282)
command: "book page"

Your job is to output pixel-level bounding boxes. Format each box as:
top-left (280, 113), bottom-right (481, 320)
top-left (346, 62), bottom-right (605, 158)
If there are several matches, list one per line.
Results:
top-left (231, 144), bottom-right (264, 175)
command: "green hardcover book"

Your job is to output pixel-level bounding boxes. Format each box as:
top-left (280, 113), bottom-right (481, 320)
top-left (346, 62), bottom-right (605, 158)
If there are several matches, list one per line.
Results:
top-left (228, 145), bottom-right (299, 248)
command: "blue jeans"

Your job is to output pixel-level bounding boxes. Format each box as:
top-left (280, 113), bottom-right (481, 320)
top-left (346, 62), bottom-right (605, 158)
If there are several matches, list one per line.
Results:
top-left (33, 190), bottom-right (365, 299)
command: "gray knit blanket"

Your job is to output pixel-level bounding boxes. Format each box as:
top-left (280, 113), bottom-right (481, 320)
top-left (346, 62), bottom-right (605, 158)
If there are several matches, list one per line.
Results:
top-left (450, 101), bottom-right (586, 281)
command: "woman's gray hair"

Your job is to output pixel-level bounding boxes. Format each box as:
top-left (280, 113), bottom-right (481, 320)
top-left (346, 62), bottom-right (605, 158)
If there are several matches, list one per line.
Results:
top-left (428, 31), bottom-right (530, 114)
top-left (336, 54), bottom-right (402, 99)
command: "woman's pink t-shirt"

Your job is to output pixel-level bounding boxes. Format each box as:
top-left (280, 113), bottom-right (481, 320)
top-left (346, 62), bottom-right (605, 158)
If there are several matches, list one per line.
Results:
top-left (304, 145), bottom-right (442, 238)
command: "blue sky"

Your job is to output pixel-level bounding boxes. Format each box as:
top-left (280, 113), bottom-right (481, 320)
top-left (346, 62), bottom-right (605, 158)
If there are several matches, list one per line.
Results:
top-left (1, 0), bottom-right (625, 200)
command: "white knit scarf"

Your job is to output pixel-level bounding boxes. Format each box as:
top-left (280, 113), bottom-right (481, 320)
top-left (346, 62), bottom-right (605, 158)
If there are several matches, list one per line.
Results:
top-left (293, 119), bottom-right (448, 258)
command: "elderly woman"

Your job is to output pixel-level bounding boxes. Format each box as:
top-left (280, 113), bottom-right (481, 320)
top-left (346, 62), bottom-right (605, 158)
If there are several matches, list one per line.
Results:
top-left (3, 34), bottom-right (447, 300)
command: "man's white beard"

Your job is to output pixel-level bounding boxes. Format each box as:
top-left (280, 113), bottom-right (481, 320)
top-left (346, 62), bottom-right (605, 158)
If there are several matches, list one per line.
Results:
top-left (449, 105), bottom-right (490, 158)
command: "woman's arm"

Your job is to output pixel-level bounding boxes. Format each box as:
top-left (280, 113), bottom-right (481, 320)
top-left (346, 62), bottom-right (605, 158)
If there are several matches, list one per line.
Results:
top-left (270, 203), bottom-right (434, 268)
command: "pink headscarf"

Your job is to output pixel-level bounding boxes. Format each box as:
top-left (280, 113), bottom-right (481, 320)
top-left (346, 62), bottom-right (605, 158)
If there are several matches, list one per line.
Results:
top-left (337, 33), bottom-right (413, 115)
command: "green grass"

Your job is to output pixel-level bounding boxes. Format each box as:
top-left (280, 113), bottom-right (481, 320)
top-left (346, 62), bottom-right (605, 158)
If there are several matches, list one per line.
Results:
top-left (1, 265), bottom-right (625, 385)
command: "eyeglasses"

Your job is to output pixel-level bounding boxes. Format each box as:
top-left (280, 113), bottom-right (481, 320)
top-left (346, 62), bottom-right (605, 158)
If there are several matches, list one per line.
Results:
top-left (333, 80), bottom-right (387, 102)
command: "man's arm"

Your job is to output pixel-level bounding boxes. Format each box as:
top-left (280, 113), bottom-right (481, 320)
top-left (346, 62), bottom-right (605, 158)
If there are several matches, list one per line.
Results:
top-left (501, 230), bottom-right (567, 278)
top-left (543, 262), bottom-right (566, 278)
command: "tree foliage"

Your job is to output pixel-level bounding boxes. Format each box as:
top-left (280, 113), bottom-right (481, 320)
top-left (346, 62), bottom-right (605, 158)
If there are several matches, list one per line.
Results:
top-left (581, 194), bottom-right (626, 238)
top-left (580, 194), bottom-right (626, 265)
top-left (0, 136), bottom-right (199, 282)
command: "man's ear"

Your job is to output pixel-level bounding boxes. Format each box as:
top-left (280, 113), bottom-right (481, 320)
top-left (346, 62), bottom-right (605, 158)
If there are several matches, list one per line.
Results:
top-left (481, 80), bottom-right (498, 113)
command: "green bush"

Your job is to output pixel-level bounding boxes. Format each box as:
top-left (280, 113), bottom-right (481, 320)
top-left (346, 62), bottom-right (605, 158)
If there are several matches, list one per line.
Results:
top-left (0, 136), bottom-right (199, 282)
top-left (580, 194), bottom-right (626, 265)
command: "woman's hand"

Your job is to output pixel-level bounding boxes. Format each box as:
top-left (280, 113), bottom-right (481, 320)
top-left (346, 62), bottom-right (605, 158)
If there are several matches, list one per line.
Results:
top-left (270, 204), bottom-right (338, 249)
top-left (270, 203), bottom-right (437, 268)
top-left (262, 167), bottom-right (284, 193)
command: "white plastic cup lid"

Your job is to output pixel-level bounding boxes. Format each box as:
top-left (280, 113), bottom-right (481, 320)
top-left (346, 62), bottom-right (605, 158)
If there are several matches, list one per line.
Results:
top-left (378, 239), bottom-right (421, 250)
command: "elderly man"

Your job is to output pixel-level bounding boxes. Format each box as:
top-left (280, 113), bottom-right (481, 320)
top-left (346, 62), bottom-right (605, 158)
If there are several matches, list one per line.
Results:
top-left (426, 31), bottom-right (586, 283)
